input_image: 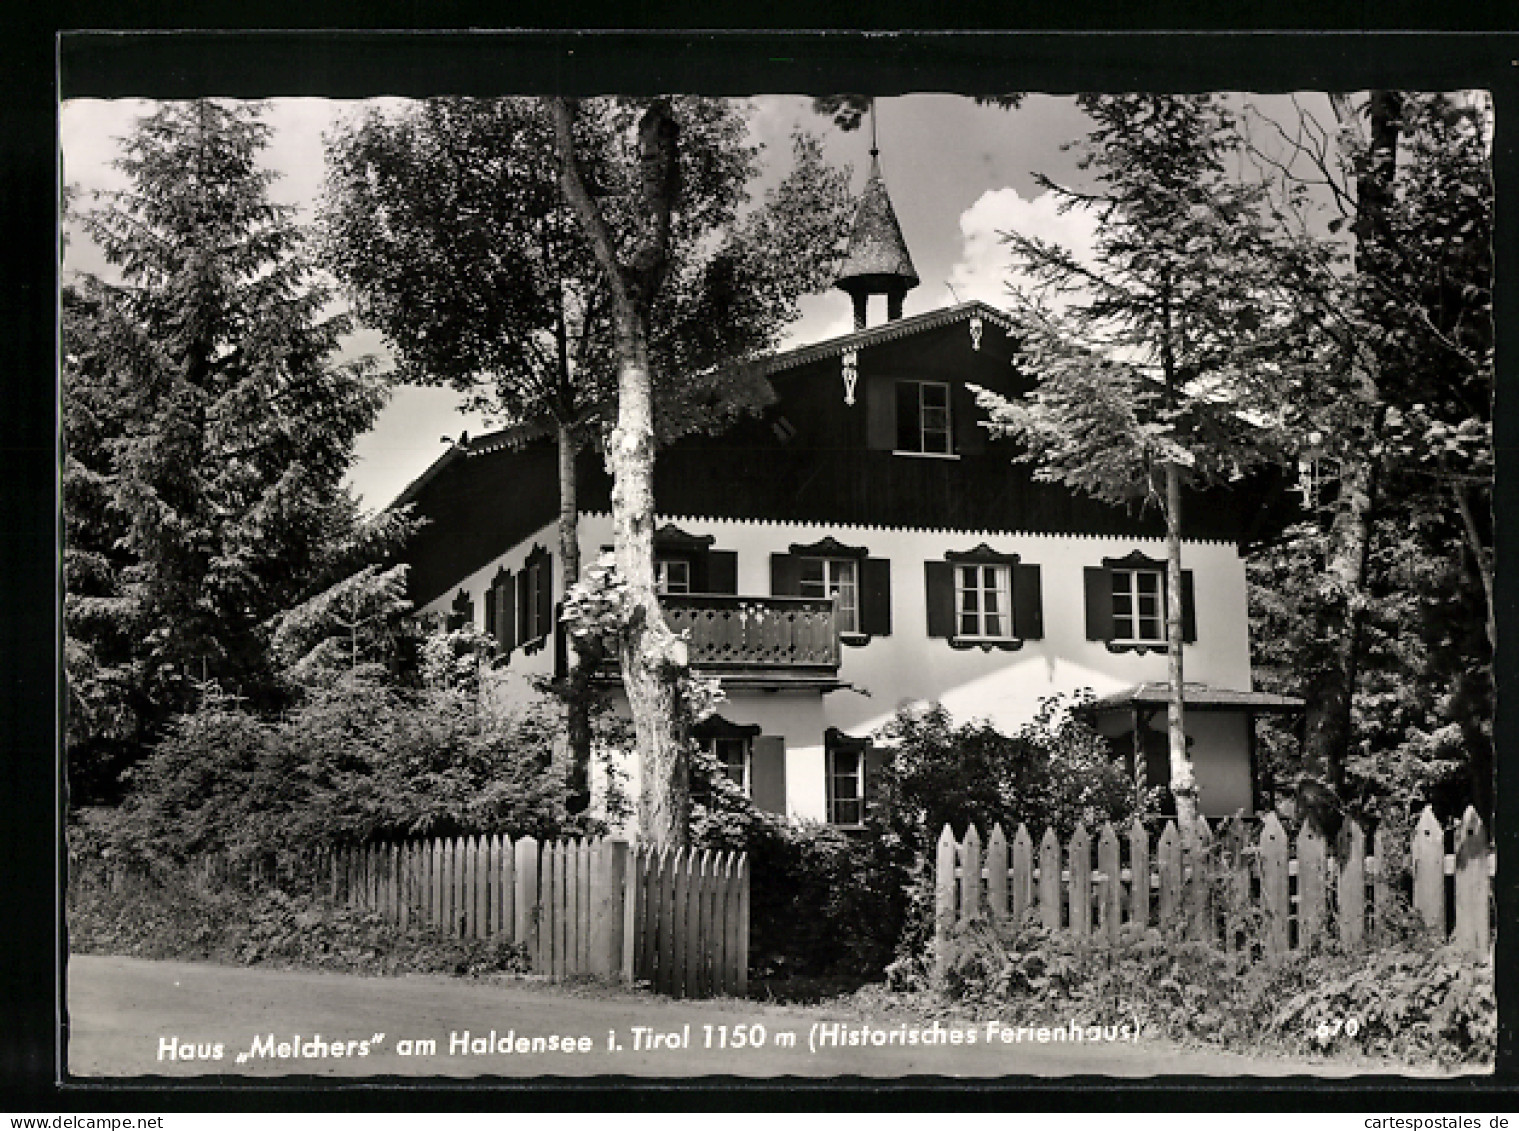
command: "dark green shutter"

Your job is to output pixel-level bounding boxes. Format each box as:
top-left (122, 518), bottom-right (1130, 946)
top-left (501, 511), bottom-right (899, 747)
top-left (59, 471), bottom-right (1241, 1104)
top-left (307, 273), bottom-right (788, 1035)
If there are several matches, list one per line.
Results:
top-left (895, 381), bottom-right (920, 451)
top-left (538, 554), bottom-right (554, 641)
top-left (484, 581), bottom-right (497, 638)
top-left (1181, 570), bottom-right (1197, 644)
top-left (750, 735), bottom-right (787, 815)
top-left (497, 570), bottom-right (515, 654)
top-left (553, 600), bottom-right (567, 677)
top-left (925, 560), bottom-right (956, 638)
top-left (860, 557), bottom-right (892, 636)
top-left (864, 742), bottom-right (888, 815)
top-left (1084, 567), bottom-right (1114, 641)
top-left (1013, 563), bottom-right (1043, 640)
top-left (866, 375), bottom-right (895, 450)
top-left (952, 382), bottom-right (986, 455)
top-left (770, 552), bottom-right (801, 596)
top-left (518, 564), bottom-right (532, 641)
top-left (705, 550), bottom-right (738, 595)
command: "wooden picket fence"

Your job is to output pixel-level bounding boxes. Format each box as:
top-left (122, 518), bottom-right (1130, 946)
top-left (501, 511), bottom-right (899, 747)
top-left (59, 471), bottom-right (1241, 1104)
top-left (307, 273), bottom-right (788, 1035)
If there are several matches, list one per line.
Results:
top-left (934, 805), bottom-right (1494, 978)
top-left (320, 835), bottom-right (748, 998)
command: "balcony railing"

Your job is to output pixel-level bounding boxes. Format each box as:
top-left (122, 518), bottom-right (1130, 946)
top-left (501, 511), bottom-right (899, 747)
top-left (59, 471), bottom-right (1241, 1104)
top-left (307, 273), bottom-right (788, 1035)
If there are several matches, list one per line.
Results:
top-left (662, 594), bottom-right (840, 671)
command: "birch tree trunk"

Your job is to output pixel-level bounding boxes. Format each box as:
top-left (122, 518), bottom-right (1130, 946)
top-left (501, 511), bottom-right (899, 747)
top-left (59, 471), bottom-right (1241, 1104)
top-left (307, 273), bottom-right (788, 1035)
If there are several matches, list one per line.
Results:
top-left (555, 421), bottom-right (594, 813)
top-left (551, 96), bottom-right (691, 847)
top-left (1164, 461), bottom-right (1198, 828)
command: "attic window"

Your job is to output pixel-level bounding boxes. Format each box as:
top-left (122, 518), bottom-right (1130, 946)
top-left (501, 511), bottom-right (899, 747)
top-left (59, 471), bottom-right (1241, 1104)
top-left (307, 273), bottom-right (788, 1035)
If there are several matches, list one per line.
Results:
top-left (895, 380), bottom-right (952, 455)
top-left (771, 415), bottom-right (798, 444)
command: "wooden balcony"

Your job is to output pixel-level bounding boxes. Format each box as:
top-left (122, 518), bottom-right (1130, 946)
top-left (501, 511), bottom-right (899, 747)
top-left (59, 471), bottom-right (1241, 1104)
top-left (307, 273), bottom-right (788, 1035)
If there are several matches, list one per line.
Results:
top-left (596, 594), bottom-right (843, 690)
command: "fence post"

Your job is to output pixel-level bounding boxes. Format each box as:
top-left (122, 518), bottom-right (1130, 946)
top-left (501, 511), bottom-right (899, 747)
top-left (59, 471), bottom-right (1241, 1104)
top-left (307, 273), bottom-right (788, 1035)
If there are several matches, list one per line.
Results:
top-left (1453, 807), bottom-right (1490, 957)
top-left (1187, 818), bottom-right (1213, 943)
top-left (1338, 821), bottom-right (1366, 951)
top-left (1038, 827), bottom-right (1062, 931)
top-left (1011, 824), bottom-right (1033, 926)
top-left (1128, 819), bottom-right (1149, 930)
top-left (590, 838), bottom-right (628, 977)
top-left (1157, 821), bottom-right (1182, 928)
top-left (1373, 821), bottom-right (1397, 944)
top-left (934, 825), bottom-right (957, 981)
top-left (622, 843), bottom-right (640, 985)
top-left (736, 852), bottom-right (750, 998)
top-left (986, 824), bottom-right (1008, 921)
top-left (1297, 822), bottom-right (1328, 950)
top-left (961, 824), bottom-right (982, 920)
top-left (1258, 813), bottom-right (1289, 957)
top-left (1412, 806), bottom-right (1445, 938)
top-left (515, 836), bottom-right (538, 967)
top-left (1097, 822), bottom-right (1121, 945)
top-left (1068, 824), bottom-right (1091, 940)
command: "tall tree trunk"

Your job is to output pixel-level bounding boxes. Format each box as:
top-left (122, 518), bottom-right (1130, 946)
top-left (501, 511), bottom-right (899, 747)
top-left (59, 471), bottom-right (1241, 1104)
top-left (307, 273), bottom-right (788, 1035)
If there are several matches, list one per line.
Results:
top-left (1304, 91), bottom-right (1403, 794)
top-left (551, 96), bottom-right (691, 847)
top-left (556, 421), bottom-right (594, 813)
top-left (1164, 462), bottom-right (1198, 828)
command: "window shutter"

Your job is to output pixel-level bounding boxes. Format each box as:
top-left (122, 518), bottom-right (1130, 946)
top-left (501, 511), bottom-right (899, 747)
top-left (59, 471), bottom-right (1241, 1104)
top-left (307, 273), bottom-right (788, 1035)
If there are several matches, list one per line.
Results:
top-left (517, 564), bottom-right (531, 642)
top-left (1013, 563), bottom-right (1043, 640)
top-left (1084, 567), bottom-right (1114, 641)
top-left (895, 380), bottom-right (920, 451)
top-left (537, 553), bottom-right (554, 641)
top-left (952, 382), bottom-right (986, 455)
top-left (553, 600), bottom-right (567, 678)
top-left (860, 557), bottom-right (892, 636)
top-left (704, 549), bottom-right (738, 595)
top-left (864, 742), bottom-right (888, 813)
top-left (750, 735), bottom-right (787, 815)
top-left (924, 560), bottom-right (956, 638)
top-left (866, 376), bottom-right (895, 450)
top-left (496, 570), bottom-right (515, 654)
top-left (484, 582), bottom-right (497, 638)
top-left (770, 552), bottom-right (801, 597)
top-left (1181, 570), bottom-right (1197, 644)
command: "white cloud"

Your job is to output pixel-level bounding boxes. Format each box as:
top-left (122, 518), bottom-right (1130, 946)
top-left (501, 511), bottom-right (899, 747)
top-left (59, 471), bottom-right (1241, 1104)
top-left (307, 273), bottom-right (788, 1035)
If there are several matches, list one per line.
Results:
top-left (946, 186), bottom-right (1101, 312)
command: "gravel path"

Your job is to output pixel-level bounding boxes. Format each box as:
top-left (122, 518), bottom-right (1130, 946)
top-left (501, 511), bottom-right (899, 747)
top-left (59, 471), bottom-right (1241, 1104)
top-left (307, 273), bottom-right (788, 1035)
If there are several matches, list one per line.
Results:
top-left (66, 954), bottom-right (1412, 1081)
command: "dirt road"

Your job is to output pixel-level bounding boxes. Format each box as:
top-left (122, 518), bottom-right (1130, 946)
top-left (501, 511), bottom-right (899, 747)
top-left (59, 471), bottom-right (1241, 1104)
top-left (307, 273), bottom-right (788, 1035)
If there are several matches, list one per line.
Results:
top-left (66, 954), bottom-right (1392, 1081)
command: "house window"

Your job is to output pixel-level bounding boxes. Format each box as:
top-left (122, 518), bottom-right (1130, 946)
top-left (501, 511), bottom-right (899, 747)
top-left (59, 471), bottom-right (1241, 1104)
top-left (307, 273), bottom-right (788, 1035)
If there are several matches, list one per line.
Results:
top-left (703, 735), bottom-right (751, 793)
top-left (956, 564), bottom-right (1013, 640)
top-left (519, 547), bottom-right (551, 645)
top-left (799, 557), bottom-right (859, 635)
top-left (655, 557), bottom-right (691, 595)
top-left (895, 380), bottom-right (953, 455)
top-left (1111, 568), bottom-right (1164, 644)
top-left (827, 746), bottom-right (865, 827)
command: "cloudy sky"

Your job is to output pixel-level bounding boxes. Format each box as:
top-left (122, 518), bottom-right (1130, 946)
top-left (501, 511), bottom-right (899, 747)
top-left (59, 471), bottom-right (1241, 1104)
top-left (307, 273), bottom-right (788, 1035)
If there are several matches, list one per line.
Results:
top-left (60, 92), bottom-right (1329, 510)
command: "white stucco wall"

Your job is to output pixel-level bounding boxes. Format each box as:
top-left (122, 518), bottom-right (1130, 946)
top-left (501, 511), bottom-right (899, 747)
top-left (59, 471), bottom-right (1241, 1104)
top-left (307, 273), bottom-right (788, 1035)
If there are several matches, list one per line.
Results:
top-left (423, 512), bottom-right (1257, 822)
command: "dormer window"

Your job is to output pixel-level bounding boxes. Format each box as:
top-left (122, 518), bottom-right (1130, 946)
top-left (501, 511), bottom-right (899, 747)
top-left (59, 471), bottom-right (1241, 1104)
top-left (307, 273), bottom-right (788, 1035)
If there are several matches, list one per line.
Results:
top-left (896, 380), bottom-right (953, 455)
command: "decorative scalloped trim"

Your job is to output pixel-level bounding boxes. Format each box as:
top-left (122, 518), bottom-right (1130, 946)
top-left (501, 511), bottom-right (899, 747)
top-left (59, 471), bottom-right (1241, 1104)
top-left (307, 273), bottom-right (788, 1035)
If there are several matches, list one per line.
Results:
top-left (577, 510), bottom-right (1234, 546)
top-left (1105, 641), bottom-right (1167, 656)
top-left (945, 542), bottom-right (1021, 565)
top-left (761, 300), bottom-right (1015, 375)
top-left (788, 534), bottom-right (869, 559)
top-left (948, 637), bottom-right (1025, 653)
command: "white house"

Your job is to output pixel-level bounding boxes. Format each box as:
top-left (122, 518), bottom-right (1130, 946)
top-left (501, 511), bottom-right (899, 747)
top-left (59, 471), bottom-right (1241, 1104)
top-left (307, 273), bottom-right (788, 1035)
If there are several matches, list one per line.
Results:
top-left (394, 155), bottom-right (1301, 829)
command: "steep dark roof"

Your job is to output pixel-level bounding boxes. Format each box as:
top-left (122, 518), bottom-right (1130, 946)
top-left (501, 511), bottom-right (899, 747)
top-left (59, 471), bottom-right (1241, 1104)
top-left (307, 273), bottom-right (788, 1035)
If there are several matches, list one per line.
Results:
top-left (760, 300), bottom-right (1014, 375)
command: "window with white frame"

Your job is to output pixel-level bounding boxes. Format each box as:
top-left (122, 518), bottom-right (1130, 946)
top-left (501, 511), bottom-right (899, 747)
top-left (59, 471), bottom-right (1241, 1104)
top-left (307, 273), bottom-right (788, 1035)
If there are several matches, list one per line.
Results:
top-left (655, 557), bottom-right (691, 595)
top-left (827, 746), bottom-right (865, 827)
top-left (955, 563), bottom-right (1013, 640)
top-left (895, 380), bottom-right (953, 455)
top-left (703, 735), bottom-right (751, 793)
top-left (1111, 568), bottom-right (1164, 643)
top-left (799, 557), bottom-right (859, 634)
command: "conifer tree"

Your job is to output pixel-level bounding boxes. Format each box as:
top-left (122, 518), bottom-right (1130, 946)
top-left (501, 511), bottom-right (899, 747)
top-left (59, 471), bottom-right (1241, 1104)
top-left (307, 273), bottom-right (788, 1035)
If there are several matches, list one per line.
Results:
top-left (64, 100), bottom-right (391, 801)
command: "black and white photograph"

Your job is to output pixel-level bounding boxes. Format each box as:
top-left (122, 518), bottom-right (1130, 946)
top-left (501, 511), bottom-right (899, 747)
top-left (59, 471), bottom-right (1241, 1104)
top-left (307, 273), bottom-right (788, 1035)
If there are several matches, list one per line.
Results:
top-left (55, 33), bottom-right (1501, 1090)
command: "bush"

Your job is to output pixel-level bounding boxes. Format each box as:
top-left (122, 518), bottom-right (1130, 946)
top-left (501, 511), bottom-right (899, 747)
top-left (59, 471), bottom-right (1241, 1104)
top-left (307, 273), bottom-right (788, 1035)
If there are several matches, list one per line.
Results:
top-left (102, 668), bottom-right (593, 877)
top-left (690, 747), bottom-right (908, 980)
top-left (68, 863), bottom-right (529, 977)
top-left (924, 913), bottom-right (1493, 1067)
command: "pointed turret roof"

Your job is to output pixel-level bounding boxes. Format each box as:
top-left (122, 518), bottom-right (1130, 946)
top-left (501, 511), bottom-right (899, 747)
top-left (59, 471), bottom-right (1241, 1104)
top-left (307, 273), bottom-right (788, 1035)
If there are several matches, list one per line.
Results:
top-left (833, 154), bottom-right (920, 298)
